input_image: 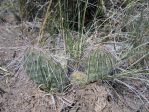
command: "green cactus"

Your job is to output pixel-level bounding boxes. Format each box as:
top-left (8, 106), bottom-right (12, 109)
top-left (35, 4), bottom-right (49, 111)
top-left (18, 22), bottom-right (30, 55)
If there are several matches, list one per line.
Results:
top-left (84, 46), bottom-right (116, 82)
top-left (23, 48), bottom-right (69, 92)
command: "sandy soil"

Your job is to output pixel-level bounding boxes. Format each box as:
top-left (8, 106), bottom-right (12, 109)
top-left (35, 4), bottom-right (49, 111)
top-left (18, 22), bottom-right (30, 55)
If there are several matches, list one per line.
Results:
top-left (0, 24), bottom-right (149, 112)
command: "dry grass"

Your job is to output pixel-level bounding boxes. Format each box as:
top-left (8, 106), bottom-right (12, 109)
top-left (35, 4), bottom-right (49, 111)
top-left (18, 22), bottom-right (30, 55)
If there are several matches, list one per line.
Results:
top-left (0, 0), bottom-right (149, 111)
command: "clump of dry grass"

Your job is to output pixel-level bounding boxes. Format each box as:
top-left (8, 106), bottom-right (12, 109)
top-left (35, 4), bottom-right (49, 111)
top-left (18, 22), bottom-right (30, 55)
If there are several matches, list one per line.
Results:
top-left (2, 0), bottom-right (148, 108)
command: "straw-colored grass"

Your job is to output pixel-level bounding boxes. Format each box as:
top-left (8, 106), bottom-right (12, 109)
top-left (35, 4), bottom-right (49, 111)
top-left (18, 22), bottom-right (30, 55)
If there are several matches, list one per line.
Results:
top-left (2, 0), bottom-right (148, 104)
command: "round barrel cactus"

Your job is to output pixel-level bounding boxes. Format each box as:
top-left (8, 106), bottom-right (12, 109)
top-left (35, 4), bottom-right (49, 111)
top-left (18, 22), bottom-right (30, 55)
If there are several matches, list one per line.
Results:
top-left (84, 45), bottom-right (116, 82)
top-left (23, 47), bottom-right (69, 92)
top-left (70, 71), bottom-right (87, 85)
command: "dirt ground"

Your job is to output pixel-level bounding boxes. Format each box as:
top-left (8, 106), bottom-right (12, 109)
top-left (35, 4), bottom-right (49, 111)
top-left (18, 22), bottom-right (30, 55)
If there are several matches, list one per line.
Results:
top-left (0, 23), bottom-right (149, 112)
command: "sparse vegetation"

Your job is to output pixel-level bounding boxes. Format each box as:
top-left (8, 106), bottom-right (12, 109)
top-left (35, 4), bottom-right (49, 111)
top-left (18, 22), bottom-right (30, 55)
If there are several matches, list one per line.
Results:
top-left (0, 0), bottom-right (149, 111)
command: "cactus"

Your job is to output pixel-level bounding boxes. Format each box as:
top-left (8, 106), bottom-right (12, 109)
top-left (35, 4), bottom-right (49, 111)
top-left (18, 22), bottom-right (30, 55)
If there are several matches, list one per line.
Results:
top-left (84, 46), bottom-right (116, 82)
top-left (69, 45), bottom-right (117, 86)
top-left (70, 71), bottom-right (87, 85)
top-left (23, 48), bottom-right (69, 92)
